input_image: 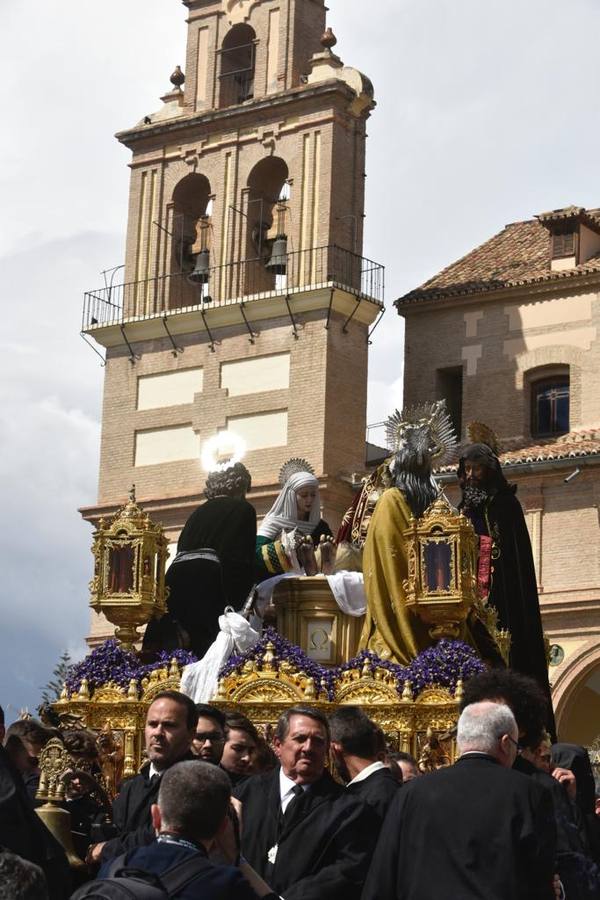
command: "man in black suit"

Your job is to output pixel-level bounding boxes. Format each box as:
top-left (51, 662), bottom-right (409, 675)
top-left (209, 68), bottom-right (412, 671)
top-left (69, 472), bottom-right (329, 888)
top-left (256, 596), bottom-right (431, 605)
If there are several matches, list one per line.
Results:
top-left (329, 706), bottom-right (401, 823)
top-left (88, 690), bottom-right (198, 865)
top-left (362, 701), bottom-right (556, 900)
top-left (234, 705), bottom-right (377, 900)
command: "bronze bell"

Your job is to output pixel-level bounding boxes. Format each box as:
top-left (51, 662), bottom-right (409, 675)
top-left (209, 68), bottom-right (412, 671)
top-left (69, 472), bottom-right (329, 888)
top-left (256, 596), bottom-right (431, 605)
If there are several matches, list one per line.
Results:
top-left (187, 248), bottom-right (210, 285)
top-left (36, 802), bottom-right (87, 871)
top-left (265, 235), bottom-right (288, 275)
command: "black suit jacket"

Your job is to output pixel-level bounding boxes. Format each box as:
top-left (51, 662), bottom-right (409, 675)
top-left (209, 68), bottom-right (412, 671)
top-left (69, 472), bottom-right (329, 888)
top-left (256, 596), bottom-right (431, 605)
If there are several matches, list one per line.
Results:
top-left (362, 754), bottom-right (556, 900)
top-left (346, 766), bottom-right (401, 824)
top-left (234, 767), bottom-right (377, 900)
top-left (101, 753), bottom-right (196, 863)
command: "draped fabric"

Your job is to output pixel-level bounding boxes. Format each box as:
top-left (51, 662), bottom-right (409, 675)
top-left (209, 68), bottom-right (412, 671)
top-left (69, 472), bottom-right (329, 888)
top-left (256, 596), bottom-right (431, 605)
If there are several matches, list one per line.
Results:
top-left (359, 487), bottom-right (433, 663)
top-left (258, 472), bottom-right (321, 539)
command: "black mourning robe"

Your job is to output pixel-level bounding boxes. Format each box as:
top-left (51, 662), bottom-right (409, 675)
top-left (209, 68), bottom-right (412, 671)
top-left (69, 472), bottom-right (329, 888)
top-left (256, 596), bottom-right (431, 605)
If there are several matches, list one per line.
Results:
top-left (346, 765), bottom-right (401, 824)
top-left (234, 768), bottom-right (377, 900)
top-left (362, 754), bottom-right (556, 900)
top-left (462, 482), bottom-right (556, 735)
top-left (145, 497), bottom-right (256, 658)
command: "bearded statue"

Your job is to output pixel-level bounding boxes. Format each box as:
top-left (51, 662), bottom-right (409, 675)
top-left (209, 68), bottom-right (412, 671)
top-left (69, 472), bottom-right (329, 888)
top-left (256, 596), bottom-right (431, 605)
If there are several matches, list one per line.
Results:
top-left (458, 425), bottom-right (556, 738)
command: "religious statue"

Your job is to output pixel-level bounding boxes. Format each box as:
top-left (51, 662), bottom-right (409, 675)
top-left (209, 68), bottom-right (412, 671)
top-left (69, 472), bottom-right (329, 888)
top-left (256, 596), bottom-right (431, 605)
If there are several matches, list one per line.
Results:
top-left (142, 461), bottom-right (256, 659)
top-left (255, 458), bottom-right (334, 580)
top-left (457, 423), bottom-right (555, 736)
top-left (359, 401), bottom-right (458, 662)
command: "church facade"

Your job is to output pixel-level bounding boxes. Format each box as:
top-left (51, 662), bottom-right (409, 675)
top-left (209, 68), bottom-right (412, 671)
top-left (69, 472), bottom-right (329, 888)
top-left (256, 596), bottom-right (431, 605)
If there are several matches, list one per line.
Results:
top-left (397, 205), bottom-right (600, 746)
top-left (80, 0), bottom-right (382, 640)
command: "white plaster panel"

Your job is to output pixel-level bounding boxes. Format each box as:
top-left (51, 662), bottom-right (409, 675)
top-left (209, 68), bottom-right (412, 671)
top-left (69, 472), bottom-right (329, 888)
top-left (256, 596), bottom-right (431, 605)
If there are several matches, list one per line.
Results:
top-left (135, 425), bottom-right (200, 466)
top-left (224, 410), bottom-right (288, 450)
top-left (461, 344), bottom-right (482, 376)
top-left (137, 368), bottom-right (204, 410)
top-left (505, 295), bottom-right (593, 332)
top-left (220, 353), bottom-right (290, 396)
top-left (464, 310), bottom-right (483, 338)
top-left (551, 256), bottom-right (576, 272)
top-left (503, 327), bottom-right (597, 359)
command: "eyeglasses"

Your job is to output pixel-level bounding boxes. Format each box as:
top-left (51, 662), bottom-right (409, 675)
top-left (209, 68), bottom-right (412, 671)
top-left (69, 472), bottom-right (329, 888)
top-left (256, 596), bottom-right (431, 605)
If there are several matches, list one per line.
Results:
top-left (194, 731), bottom-right (224, 744)
top-left (505, 734), bottom-right (521, 753)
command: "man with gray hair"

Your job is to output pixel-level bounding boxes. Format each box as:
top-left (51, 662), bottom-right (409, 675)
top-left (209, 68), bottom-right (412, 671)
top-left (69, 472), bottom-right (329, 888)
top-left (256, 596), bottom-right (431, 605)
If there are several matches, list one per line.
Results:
top-left (363, 701), bottom-right (556, 900)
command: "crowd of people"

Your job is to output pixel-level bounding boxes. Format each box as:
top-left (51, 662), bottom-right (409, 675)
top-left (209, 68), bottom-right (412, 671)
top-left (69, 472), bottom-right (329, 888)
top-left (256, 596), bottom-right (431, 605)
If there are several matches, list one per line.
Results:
top-left (1, 668), bottom-right (600, 899)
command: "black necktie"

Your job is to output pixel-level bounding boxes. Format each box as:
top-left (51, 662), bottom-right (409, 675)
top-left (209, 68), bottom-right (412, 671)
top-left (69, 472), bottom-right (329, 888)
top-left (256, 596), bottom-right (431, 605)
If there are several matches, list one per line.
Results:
top-left (279, 784), bottom-right (304, 834)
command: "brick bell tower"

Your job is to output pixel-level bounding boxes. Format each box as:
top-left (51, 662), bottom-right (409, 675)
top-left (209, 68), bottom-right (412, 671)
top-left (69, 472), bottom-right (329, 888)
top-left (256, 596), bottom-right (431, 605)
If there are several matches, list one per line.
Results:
top-left (81, 0), bottom-right (383, 639)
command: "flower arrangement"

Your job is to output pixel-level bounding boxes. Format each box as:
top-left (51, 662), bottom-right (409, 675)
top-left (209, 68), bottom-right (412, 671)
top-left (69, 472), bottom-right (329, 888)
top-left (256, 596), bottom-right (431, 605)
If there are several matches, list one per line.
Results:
top-left (64, 640), bottom-right (197, 696)
top-left (220, 628), bottom-right (485, 700)
top-left (63, 631), bottom-right (484, 700)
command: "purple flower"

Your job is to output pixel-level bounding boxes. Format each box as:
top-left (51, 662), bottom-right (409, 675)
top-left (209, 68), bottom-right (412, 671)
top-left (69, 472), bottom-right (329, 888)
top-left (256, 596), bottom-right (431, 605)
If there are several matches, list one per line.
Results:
top-left (64, 640), bottom-right (198, 696)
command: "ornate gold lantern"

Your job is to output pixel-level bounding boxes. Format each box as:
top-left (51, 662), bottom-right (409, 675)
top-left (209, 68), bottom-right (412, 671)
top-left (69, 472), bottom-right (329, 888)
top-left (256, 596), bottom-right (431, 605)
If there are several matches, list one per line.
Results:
top-left (89, 486), bottom-right (169, 649)
top-left (403, 494), bottom-right (478, 641)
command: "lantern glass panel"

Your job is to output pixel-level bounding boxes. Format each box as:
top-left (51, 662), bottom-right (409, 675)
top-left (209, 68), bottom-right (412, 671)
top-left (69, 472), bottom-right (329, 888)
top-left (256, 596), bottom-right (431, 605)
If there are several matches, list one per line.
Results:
top-left (108, 545), bottom-right (134, 593)
top-left (423, 539), bottom-right (452, 592)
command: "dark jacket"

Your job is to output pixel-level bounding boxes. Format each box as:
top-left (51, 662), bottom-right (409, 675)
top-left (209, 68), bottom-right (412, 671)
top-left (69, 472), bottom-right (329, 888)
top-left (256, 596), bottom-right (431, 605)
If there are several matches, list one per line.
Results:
top-left (346, 765), bottom-right (401, 824)
top-left (100, 755), bottom-right (195, 863)
top-left (362, 754), bottom-right (556, 900)
top-left (0, 745), bottom-right (70, 899)
top-left (96, 840), bottom-right (261, 900)
top-left (234, 767), bottom-right (377, 900)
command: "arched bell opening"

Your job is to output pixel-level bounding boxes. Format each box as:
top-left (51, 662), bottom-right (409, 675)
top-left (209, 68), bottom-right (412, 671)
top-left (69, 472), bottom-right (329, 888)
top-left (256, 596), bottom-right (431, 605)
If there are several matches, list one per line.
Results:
top-left (169, 173), bottom-right (213, 307)
top-left (244, 157), bottom-right (289, 295)
top-left (219, 24), bottom-right (256, 109)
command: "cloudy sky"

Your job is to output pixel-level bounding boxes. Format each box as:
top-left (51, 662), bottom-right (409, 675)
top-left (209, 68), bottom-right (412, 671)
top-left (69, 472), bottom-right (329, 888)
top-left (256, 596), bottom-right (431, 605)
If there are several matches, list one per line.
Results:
top-left (1, 0), bottom-right (599, 718)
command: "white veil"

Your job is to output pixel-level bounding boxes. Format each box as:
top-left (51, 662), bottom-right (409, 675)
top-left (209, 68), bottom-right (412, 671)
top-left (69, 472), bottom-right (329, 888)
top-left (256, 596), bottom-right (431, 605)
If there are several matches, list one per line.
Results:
top-left (257, 471), bottom-right (321, 539)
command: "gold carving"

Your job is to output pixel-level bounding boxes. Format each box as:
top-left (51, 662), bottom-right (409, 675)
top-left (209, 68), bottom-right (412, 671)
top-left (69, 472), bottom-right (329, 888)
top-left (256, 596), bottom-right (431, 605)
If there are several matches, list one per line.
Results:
top-left (403, 494), bottom-right (478, 641)
top-left (89, 486), bottom-right (169, 649)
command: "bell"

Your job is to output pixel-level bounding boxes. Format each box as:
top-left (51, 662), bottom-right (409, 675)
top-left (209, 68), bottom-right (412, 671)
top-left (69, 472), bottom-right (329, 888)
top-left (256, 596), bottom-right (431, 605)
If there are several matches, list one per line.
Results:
top-left (36, 803), bottom-right (87, 870)
top-left (266, 235), bottom-right (287, 275)
top-left (187, 248), bottom-right (210, 285)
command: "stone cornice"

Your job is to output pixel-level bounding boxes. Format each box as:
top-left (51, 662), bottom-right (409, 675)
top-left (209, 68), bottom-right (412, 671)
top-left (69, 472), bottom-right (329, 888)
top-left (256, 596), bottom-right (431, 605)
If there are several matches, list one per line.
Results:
top-left (116, 81), bottom-right (360, 150)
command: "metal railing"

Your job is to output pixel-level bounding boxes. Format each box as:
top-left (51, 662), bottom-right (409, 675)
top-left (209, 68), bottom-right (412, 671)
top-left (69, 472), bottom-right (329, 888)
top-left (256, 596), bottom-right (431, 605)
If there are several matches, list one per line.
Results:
top-left (82, 244), bottom-right (385, 331)
top-left (218, 41), bottom-right (255, 108)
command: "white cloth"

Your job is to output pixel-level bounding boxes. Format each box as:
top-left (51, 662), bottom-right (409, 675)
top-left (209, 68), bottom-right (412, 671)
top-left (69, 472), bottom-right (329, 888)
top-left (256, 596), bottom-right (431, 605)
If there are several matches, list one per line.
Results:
top-left (346, 760), bottom-right (386, 786)
top-left (255, 571), bottom-right (366, 618)
top-left (279, 768), bottom-right (309, 813)
top-left (180, 610), bottom-right (260, 703)
top-left (258, 472), bottom-right (321, 539)
top-left (324, 571), bottom-right (366, 617)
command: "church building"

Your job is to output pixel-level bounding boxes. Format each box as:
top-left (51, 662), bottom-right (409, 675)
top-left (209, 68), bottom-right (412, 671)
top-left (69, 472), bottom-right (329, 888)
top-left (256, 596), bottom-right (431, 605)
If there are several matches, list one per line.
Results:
top-left (80, 0), bottom-right (383, 640)
top-left (397, 205), bottom-right (600, 747)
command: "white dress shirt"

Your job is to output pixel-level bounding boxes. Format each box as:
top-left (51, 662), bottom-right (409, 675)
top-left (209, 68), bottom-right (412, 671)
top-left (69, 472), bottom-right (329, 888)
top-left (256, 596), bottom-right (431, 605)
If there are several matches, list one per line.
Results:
top-left (279, 768), bottom-right (309, 814)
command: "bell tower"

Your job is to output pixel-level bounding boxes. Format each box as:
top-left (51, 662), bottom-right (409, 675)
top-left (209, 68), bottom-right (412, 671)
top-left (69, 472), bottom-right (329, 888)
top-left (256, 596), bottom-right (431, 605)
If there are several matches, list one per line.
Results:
top-left (81, 0), bottom-right (384, 633)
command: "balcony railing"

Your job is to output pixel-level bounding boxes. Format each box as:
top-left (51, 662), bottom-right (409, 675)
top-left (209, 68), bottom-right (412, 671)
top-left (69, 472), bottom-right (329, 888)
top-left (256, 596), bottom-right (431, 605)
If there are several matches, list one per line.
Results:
top-left (82, 244), bottom-right (384, 331)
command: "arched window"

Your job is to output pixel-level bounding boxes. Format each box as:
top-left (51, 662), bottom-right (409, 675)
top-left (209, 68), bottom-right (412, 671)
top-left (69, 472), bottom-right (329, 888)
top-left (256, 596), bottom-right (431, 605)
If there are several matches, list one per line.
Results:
top-left (530, 367), bottom-right (570, 438)
top-left (171, 173), bottom-right (212, 275)
top-left (219, 25), bottom-right (256, 109)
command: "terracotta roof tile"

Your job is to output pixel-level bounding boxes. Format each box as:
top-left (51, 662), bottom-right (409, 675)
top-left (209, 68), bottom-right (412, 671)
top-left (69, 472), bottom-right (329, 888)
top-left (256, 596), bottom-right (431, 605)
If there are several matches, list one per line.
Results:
top-left (436, 431), bottom-right (600, 473)
top-left (397, 208), bottom-right (600, 306)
